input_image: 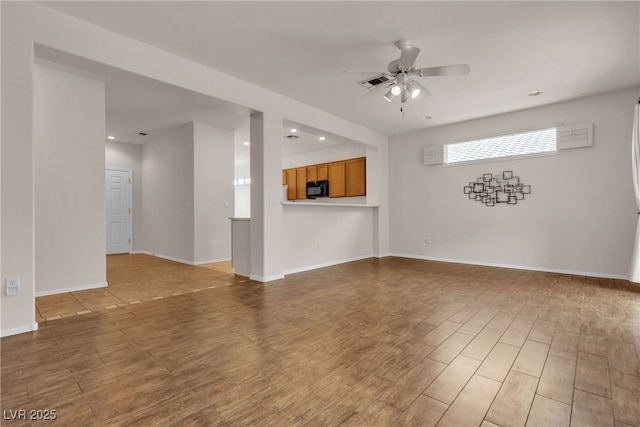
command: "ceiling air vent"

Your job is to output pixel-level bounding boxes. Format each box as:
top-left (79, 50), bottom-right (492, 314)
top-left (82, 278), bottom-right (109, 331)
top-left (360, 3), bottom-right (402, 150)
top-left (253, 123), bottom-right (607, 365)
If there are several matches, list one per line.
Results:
top-left (359, 73), bottom-right (391, 89)
top-left (286, 134), bottom-right (299, 140)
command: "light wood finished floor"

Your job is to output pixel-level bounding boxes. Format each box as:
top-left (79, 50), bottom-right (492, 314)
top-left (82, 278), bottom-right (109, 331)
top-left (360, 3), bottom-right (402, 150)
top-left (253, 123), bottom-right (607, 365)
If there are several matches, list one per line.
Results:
top-left (2, 256), bottom-right (640, 426)
top-left (35, 255), bottom-right (240, 322)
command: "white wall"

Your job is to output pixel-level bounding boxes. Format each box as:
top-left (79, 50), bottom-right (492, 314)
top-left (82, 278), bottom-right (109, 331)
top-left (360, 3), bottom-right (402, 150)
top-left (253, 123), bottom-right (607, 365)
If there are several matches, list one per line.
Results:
top-left (283, 206), bottom-right (375, 274)
top-left (282, 144), bottom-right (366, 169)
top-left (193, 122), bottom-right (234, 263)
top-left (33, 64), bottom-right (106, 294)
top-left (1, 1), bottom-right (388, 336)
top-left (142, 123), bottom-right (195, 263)
top-left (250, 112), bottom-right (285, 281)
top-left (390, 88), bottom-right (639, 278)
top-left (105, 141), bottom-right (143, 251)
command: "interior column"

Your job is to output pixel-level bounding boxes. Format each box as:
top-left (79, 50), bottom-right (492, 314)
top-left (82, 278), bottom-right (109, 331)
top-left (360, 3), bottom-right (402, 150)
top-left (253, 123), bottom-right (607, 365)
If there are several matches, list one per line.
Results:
top-left (249, 112), bottom-right (284, 281)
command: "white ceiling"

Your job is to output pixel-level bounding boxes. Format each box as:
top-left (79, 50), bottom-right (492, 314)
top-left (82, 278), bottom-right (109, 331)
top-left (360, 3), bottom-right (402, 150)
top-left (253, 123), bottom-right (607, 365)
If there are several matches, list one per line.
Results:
top-left (40, 1), bottom-right (640, 137)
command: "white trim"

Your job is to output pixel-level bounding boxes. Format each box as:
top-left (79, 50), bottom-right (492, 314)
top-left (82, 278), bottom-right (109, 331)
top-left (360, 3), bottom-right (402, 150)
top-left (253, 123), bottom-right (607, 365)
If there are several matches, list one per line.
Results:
top-left (194, 258), bottom-right (232, 265)
top-left (283, 254), bottom-right (375, 276)
top-left (150, 252), bottom-right (196, 266)
top-left (133, 250), bottom-right (192, 264)
top-left (391, 253), bottom-right (629, 280)
top-left (1, 322), bottom-right (39, 338)
top-left (375, 252), bottom-right (392, 259)
top-left (250, 274), bottom-right (285, 282)
top-left (35, 281), bottom-right (108, 297)
top-left (106, 167), bottom-right (133, 254)
top-left (132, 252), bottom-right (232, 266)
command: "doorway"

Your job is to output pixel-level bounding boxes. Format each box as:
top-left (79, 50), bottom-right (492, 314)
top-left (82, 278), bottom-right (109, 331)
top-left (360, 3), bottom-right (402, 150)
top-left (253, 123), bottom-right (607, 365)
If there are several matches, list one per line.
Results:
top-left (106, 168), bottom-right (132, 254)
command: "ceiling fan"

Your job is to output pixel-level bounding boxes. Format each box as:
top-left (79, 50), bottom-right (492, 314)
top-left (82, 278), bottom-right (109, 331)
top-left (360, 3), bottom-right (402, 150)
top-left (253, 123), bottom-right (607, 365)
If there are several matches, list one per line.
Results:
top-left (354, 39), bottom-right (470, 112)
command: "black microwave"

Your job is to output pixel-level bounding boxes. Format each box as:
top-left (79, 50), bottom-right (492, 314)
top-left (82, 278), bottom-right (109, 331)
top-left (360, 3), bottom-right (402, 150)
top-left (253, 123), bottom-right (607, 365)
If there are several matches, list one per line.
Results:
top-left (306, 180), bottom-right (329, 199)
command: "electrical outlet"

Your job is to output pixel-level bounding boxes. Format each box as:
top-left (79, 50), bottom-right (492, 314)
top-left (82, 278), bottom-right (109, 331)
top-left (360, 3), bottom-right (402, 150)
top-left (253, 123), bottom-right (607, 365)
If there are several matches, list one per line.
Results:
top-left (425, 237), bottom-right (432, 245)
top-left (5, 277), bottom-right (20, 296)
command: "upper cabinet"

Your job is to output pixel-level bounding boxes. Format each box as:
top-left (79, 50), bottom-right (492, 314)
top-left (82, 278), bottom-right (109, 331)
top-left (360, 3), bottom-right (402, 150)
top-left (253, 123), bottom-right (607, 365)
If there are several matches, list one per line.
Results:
top-left (286, 169), bottom-right (297, 200)
top-left (283, 157), bottom-right (365, 201)
top-left (296, 167), bottom-right (307, 200)
top-left (317, 164), bottom-right (328, 181)
top-left (346, 157), bottom-right (366, 197)
top-left (307, 165), bottom-right (318, 182)
top-left (328, 161), bottom-right (346, 198)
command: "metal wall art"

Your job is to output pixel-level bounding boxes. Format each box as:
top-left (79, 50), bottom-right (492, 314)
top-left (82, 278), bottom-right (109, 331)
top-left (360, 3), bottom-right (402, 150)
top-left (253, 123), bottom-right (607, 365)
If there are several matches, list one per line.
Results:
top-left (463, 171), bottom-right (531, 207)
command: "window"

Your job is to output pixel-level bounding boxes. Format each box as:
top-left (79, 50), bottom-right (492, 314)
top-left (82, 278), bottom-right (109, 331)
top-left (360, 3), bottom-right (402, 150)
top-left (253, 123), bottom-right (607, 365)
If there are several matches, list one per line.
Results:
top-left (445, 127), bottom-right (557, 164)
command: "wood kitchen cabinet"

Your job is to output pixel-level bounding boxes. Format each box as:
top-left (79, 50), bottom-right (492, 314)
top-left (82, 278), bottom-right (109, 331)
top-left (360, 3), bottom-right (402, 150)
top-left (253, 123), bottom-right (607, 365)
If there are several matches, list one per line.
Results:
top-left (283, 157), bottom-right (365, 200)
top-left (296, 167), bottom-right (307, 199)
top-left (307, 165), bottom-right (318, 182)
top-left (346, 157), bottom-right (366, 197)
top-left (317, 164), bottom-right (328, 181)
top-left (286, 168), bottom-right (297, 200)
top-left (328, 161), bottom-right (346, 198)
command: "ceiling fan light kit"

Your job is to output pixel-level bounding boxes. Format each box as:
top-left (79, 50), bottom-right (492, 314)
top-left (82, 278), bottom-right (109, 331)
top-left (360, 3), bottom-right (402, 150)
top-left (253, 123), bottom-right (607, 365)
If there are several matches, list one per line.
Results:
top-left (355, 39), bottom-right (471, 114)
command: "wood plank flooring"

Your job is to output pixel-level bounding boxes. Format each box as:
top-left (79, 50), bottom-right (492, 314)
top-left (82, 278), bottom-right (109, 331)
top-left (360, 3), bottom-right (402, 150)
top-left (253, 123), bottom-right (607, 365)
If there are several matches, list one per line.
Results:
top-left (2, 255), bottom-right (640, 426)
top-left (35, 256), bottom-right (239, 322)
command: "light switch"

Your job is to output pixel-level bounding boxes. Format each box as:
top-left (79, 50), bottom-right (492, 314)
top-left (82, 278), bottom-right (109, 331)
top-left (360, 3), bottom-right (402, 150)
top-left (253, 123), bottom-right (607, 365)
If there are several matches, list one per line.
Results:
top-left (224, 200), bottom-right (231, 208)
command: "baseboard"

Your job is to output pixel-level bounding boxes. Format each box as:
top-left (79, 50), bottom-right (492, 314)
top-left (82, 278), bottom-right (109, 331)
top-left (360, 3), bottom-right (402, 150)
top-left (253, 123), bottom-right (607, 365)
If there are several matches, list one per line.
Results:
top-left (131, 252), bottom-right (231, 267)
top-left (194, 257), bottom-right (232, 266)
top-left (375, 252), bottom-right (392, 259)
top-left (249, 274), bottom-right (285, 283)
top-left (283, 254), bottom-right (375, 276)
top-left (1, 322), bottom-right (38, 338)
top-left (36, 281), bottom-right (108, 297)
top-left (391, 253), bottom-right (629, 280)
top-left (136, 252), bottom-right (196, 265)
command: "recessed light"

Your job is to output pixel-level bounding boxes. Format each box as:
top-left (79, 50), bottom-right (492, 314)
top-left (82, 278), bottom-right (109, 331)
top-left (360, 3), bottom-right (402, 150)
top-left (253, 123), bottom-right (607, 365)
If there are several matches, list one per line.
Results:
top-left (243, 141), bottom-right (250, 146)
top-left (422, 116), bottom-right (432, 120)
top-left (528, 91), bottom-right (541, 97)
top-left (107, 135), bottom-right (115, 140)
top-left (319, 136), bottom-right (326, 141)
top-left (290, 128), bottom-right (297, 133)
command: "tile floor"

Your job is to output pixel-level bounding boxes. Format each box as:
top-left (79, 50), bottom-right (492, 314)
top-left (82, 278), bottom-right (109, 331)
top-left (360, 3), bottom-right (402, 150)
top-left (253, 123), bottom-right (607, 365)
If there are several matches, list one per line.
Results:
top-left (3, 255), bottom-right (639, 426)
top-left (35, 254), bottom-right (241, 322)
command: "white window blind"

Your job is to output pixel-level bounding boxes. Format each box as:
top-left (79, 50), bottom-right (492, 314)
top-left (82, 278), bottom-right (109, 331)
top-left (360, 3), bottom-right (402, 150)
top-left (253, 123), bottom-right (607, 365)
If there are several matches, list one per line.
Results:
top-left (445, 127), bottom-right (557, 164)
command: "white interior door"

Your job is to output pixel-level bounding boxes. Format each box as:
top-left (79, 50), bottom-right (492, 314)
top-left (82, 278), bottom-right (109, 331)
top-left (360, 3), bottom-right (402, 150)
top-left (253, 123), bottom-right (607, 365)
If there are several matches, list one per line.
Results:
top-left (106, 169), bottom-right (132, 255)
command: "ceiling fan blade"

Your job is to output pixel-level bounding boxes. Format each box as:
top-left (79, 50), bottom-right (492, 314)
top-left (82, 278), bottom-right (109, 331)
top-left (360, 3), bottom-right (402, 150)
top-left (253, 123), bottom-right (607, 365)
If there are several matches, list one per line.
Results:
top-left (418, 64), bottom-right (471, 77)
